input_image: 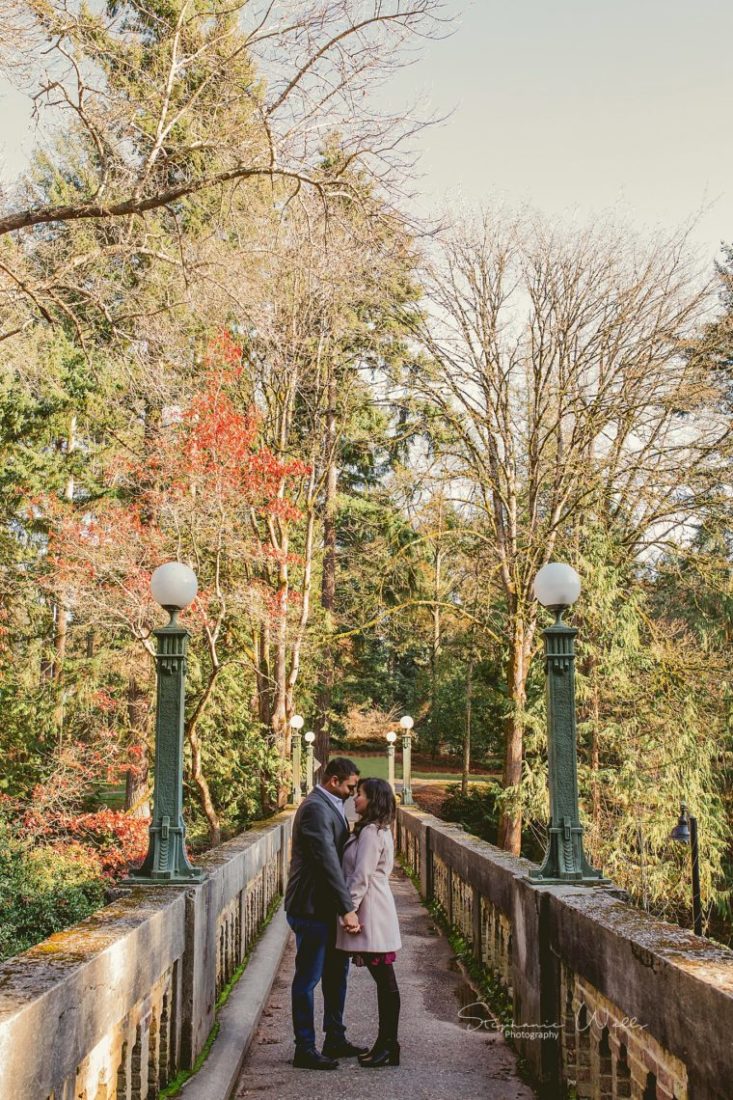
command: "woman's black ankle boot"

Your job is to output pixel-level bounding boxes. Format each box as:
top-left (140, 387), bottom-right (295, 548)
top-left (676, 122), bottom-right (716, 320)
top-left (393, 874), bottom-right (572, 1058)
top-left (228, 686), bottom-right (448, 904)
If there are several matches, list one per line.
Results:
top-left (358, 1037), bottom-right (384, 1065)
top-left (359, 1039), bottom-right (400, 1067)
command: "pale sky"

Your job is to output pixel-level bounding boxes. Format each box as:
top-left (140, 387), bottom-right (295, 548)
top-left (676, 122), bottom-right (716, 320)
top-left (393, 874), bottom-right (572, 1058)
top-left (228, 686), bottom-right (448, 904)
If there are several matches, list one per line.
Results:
top-left (2, 0), bottom-right (732, 264)
top-left (384, 0), bottom-right (733, 263)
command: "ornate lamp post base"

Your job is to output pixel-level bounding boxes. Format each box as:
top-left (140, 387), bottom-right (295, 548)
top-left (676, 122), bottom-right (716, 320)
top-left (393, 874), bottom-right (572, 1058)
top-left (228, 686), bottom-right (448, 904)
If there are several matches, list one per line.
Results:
top-left (528, 817), bottom-right (608, 886)
top-left (124, 821), bottom-right (206, 885)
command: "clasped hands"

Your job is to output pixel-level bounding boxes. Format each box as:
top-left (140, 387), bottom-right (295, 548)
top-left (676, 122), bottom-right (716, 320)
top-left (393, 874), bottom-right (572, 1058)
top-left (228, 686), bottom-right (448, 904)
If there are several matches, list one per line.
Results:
top-left (340, 910), bottom-right (361, 934)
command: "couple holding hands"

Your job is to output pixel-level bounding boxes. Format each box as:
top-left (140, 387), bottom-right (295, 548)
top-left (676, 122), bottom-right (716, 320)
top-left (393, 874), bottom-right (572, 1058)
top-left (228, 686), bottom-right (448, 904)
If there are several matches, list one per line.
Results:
top-left (284, 757), bottom-right (402, 1071)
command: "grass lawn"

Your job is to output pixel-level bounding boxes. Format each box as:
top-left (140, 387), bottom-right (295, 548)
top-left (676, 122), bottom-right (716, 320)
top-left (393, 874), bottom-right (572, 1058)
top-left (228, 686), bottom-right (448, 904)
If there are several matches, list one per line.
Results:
top-left (346, 754), bottom-right (494, 784)
top-left (90, 757), bottom-right (494, 819)
top-left (90, 781), bottom-right (127, 810)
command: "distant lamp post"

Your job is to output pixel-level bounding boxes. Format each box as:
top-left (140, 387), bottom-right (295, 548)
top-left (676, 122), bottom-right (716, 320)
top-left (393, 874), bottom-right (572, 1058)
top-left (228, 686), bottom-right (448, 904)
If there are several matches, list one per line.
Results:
top-left (386, 731), bottom-right (397, 793)
top-left (290, 714), bottom-right (304, 805)
top-left (304, 730), bottom-right (316, 793)
top-left (126, 562), bottom-right (204, 884)
top-left (671, 803), bottom-right (703, 936)
top-left (529, 563), bottom-right (606, 886)
top-left (399, 715), bottom-right (414, 806)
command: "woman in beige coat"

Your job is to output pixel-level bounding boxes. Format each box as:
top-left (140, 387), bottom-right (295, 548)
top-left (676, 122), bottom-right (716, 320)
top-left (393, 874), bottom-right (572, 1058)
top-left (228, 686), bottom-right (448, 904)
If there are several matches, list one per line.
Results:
top-left (335, 777), bottom-right (402, 1068)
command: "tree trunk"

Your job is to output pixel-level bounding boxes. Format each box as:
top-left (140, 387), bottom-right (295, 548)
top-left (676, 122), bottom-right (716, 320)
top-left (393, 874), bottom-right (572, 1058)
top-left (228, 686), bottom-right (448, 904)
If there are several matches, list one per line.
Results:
top-left (52, 600), bottom-right (68, 685)
top-left (270, 550), bottom-right (290, 809)
top-left (183, 661), bottom-right (223, 845)
top-left (315, 390), bottom-right (337, 784)
top-left (53, 413), bottom-right (76, 739)
top-left (462, 657), bottom-right (473, 797)
top-left (285, 502), bottom-right (317, 773)
top-left (187, 719), bottom-right (221, 846)
top-left (124, 676), bottom-right (151, 818)
top-left (591, 681), bottom-right (601, 829)
top-left (255, 622), bottom-right (272, 727)
top-left (51, 600), bottom-right (67, 738)
top-left (124, 754), bottom-right (150, 818)
top-left (498, 618), bottom-right (529, 855)
top-left (254, 621), bottom-right (274, 811)
top-left (430, 544), bottom-right (443, 757)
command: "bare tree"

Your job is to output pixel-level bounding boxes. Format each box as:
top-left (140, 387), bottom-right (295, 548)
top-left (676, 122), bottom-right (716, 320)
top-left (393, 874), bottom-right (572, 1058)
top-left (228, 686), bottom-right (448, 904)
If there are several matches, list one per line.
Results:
top-left (0, 0), bottom-right (447, 238)
top-left (0, 1), bottom-right (39, 78)
top-left (229, 187), bottom-right (416, 799)
top-left (0, 0), bottom-right (448, 368)
top-left (413, 209), bottom-right (726, 854)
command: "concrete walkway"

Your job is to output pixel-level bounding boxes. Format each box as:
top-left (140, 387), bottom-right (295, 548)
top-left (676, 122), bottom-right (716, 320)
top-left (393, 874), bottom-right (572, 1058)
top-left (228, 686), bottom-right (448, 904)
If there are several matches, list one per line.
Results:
top-left (234, 868), bottom-right (536, 1100)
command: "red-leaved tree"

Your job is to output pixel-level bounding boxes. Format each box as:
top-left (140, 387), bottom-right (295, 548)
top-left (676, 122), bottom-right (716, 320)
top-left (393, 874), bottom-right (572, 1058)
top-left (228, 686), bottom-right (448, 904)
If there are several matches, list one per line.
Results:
top-left (43, 336), bottom-right (309, 843)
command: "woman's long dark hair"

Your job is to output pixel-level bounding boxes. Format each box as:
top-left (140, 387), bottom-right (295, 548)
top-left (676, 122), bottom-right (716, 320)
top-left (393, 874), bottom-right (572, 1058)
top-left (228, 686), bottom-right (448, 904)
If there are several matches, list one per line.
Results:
top-left (354, 777), bottom-right (396, 836)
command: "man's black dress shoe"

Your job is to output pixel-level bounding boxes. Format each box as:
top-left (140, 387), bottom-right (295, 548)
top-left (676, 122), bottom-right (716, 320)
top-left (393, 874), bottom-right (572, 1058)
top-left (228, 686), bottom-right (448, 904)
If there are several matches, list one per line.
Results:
top-left (321, 1039), bottom-right (369, 1058)
top-left (292, 1049), bottom-right (339, 1070)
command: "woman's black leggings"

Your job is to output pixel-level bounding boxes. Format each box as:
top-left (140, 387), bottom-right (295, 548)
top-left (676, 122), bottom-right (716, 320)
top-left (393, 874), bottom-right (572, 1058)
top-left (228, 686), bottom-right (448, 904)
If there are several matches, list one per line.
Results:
top-left (366, 962), bottom-right (401, 1042)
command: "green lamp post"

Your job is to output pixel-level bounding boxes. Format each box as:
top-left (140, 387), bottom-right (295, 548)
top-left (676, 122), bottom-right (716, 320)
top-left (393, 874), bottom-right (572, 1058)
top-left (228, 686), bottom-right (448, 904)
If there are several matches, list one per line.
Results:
top-left (671, 803), bottom-right (703, 936)
top-left (304, 730), bottom-right (316, 793)
top-left (290, 714), bottom-right (304, 805)
top-left (529, 563), bottom-right (606, 887)
top-left (126, 562), bottom-right (205, 885)
top-left (400, 714), bottom-right (414, 805)
top-left (386, 730), bottom-right (397, 793)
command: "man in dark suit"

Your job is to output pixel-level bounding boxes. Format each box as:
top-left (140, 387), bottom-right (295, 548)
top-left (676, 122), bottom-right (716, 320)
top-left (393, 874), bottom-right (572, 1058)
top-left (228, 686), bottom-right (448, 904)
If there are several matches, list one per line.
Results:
top-left (284, 756), bottom-right (367, 1070)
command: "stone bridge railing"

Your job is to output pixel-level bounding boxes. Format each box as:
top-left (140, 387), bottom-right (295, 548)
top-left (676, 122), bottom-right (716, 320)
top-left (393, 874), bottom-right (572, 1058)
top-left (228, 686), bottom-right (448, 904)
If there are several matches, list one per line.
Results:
top-left (0, 813), bottom-right (291, 1100)
top-left (397, 806), bottom-right (733, 1100)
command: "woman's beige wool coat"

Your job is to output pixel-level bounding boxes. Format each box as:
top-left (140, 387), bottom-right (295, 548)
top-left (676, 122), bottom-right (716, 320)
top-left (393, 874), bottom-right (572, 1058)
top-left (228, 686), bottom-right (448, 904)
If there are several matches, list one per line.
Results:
top-left (334, 822), bottom-right (402, 954)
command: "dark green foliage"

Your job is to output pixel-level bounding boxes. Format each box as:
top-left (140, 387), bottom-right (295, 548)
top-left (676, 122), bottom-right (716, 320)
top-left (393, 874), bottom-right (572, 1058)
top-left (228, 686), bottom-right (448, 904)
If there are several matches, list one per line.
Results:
top-left (332, 490), bottom-right (428, 722)
top-left (416, 650), bottom-right (504, 761)
top-left (440, 783), bottom-right (547, 863)
top-left (0, 818), bottom-right (105, 962)
top-left (182, 663), bottom-right (281, 842)
top-left (0, 676), bottom-right (56, 798)
top-left (441, 783), bottom-right (502, 845)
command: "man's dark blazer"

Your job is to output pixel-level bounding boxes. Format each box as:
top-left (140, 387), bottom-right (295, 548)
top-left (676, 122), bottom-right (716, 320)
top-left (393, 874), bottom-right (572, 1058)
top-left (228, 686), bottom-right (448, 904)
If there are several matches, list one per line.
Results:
top-left (285, 786), bottom-right (354, 920)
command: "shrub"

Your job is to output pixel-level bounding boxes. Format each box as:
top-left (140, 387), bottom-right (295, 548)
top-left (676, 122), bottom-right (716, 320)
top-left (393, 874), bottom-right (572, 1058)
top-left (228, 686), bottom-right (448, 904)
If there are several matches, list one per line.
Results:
top-left (0, 820), bottom-right (105, 961)
top-left (66, 811), bottom-right (150, 877)
top-left (441, 782), bottom-right (502, 844)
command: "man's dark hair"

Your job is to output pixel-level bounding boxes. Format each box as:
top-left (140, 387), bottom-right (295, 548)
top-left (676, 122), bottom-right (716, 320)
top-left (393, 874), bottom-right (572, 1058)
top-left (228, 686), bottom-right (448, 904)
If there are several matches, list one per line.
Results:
top-left (323, 757), bottom-right (359, 782)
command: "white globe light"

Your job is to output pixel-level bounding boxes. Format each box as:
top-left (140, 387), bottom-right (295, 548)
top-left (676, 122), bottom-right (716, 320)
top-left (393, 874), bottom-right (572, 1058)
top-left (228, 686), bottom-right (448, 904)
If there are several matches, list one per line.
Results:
top-left (290, 714), bottom-right (305, 730)
top-left (386, 731), bottom-right (397, 744)
top-left (533, 563), bottom-right (581, 609)
top-left (150, 562), bottom-right (198, 609)
top-left (304, 731), bottom-right (316, 744)
top-left (399, 715), bottom-right (414, 731)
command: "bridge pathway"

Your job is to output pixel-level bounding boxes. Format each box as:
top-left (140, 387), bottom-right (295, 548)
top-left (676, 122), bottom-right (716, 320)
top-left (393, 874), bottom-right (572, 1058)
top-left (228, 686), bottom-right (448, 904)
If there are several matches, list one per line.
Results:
top-left (234, 867), bottom-right (535, 1100)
